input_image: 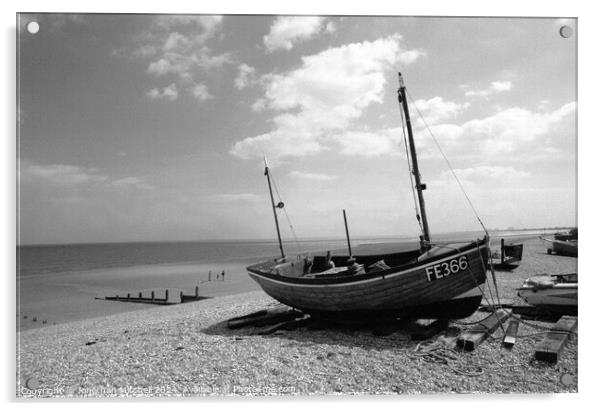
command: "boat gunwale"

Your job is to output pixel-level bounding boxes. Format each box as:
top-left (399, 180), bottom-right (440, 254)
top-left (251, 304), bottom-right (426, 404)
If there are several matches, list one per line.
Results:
top-left (247, 238), bottom-right (488, 287)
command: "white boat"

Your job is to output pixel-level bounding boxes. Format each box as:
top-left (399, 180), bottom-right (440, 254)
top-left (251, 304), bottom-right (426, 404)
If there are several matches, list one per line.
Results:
top-left (517, 273), bottom-right (577, 314)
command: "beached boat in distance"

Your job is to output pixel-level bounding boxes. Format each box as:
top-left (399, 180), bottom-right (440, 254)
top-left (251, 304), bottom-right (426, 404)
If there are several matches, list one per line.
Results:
top-left (540, 228), bottom-right (577, 257)
top-left (517, 273), bottom-right (577, 315)
top-left (246, 73), bottom-right (491, 320)
top-left (490, 239), bottom-right (523, 270)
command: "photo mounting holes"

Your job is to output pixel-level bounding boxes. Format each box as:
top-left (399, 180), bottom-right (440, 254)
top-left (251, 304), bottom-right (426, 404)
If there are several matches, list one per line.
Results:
top-left (559, 25), bottom-right (573, 39)
top-left (27, 21), bottom-right (40, 34)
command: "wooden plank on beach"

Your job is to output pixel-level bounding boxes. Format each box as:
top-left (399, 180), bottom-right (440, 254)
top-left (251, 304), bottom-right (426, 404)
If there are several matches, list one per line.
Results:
top-left (478, 299), bottom-right (515, 312)
top-left (256, 316), bottom-right (312, 335)
top-left (227, 307), bottom-right (303, 329)
top-left (409, 319), bottom-right (449, 341)
top-left (503, 319), bottom-right (519, 348)
top-left (534, 315), bottom-right (577, 363)
top-left (97, 296), bottom-right (175, 305)
top-left (456, 309), bottom-right (510, 351)
top-left (227, 309), bottom-right (269, 329)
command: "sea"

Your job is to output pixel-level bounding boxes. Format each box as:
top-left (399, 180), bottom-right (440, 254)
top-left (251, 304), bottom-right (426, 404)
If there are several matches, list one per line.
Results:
top-left (16, 229), bottom-right (552, 330)
top-left (17, 229), bottom-right (550, 279)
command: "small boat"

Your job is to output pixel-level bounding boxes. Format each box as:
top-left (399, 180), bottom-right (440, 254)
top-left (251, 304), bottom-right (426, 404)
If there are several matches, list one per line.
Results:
top-left (541, 228), bottom-right (578, 257)
top-left (517, 273), bottom-right (577, 315)
top-left (246, 73), bottom-right (491, 321)
top-left (490, 238), bottom-right (523, 270)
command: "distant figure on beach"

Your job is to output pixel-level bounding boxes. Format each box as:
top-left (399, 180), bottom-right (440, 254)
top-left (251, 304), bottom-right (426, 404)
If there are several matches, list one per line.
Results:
top-left (221, 270), bottom-right (225, 281)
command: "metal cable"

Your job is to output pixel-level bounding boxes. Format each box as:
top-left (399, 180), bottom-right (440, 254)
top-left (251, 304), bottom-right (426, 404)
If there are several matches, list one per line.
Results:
top-left (397, 101), bottom-right (424, 236)
top-left (406, 89), bottom-right (489, 237)
top-left (268, 169), bottom-right (302, 252)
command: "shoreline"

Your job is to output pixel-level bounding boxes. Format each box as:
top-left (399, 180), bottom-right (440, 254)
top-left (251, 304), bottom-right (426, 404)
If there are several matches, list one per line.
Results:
top-left (16, 235), bottom-right (568, 332)
top-left (17, 260), bottom-right (261, 332)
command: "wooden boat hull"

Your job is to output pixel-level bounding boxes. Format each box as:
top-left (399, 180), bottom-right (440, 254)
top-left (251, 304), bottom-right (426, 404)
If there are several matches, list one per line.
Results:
top-left (247, 239), bottom-right (489, 320)
top-left (491, 242), bottom-right (523, 270)
top-left (542, 238), bottom-right (578, 257)
top-left (551, 240), bottom-right (578, 257)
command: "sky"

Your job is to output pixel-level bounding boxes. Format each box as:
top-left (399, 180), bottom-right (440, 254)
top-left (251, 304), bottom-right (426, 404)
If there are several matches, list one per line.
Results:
top-left (16, 14), bottom-right (577, 245)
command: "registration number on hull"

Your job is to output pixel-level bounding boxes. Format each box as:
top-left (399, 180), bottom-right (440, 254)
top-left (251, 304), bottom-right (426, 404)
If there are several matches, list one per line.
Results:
top-left (425, 256), bottom-right (469, 282)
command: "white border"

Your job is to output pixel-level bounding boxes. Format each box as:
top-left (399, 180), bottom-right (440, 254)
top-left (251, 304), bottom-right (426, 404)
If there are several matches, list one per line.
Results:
top-left (3, 0), bottom-right (598, 409)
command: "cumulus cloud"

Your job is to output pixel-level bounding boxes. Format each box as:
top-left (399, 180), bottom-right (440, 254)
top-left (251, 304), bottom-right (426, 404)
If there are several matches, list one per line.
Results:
top-left (289, 171), bottom-right (337, 181)
top-left (329, 100), bottom-right (575, 160)
top-left (410, 97), bottom-right (470, 125)
top-left (131, 15), bottom-right (228, 103)
top-left (330, 129), bottom-right (401, 157)
top-left (428, 166), bottom-right (533, 206)
top-left (433, 166), bottom-right (530, 186)
top-left (462, 102), bottom-right (575, 148)
top-left (264, 16), bottom-right (333, 52)
top-left (191, 83), bottom-right (212, 102)
top-left (413, 101), bottom-right (576, 161)
top-left (234, 64), bottom-right (257, 90)
top-left (465, 80), bottom-right (513, 98)
top-left (231, 35), bottom-right (425, 160)
top-left (146, 83), bottom-right (179, 101)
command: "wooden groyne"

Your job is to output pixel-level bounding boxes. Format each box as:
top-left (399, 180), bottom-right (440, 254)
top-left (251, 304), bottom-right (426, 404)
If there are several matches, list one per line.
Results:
top-left (98, 286), bottom-right (208, 305)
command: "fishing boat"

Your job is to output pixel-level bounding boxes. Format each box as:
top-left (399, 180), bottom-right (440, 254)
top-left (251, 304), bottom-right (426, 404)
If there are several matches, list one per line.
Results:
top-left (541, 228), bottom-right (578, 257)
top-left (246, 73), bottom-right (491, 320)
top-left (517, 273), bottom-right (577, 315)
top-left (490, 238), bottom-right (523, 270)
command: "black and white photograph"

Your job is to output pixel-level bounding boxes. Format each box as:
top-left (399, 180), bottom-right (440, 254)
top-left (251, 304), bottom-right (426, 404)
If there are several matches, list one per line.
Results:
top-left (14, 6), bottom-right (580, 398)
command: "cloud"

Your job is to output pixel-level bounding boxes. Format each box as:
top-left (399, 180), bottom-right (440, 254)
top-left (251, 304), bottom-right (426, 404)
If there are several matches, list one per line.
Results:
top-left (131, 15), bottom-right (228, 103)
top-left (289, 171), bottom-right (337, 181)
top-left (146, 83), bottom-right (179, 101)
top-left (234, 64), bottom-right (257, 90)
top-left (263, 16), bottom-right (333, 52)
top-left (231, 35), bottom-right (424, 160)
top-left (329, 100), bottom-right (575, 161)
top-left (110, 177), bottom-right (154, 190)
top-left (330, 129), bottom-right (401, 157)
top-left (410, 97), bottom-right (470, 125)
top-left (191, 83), bottom-right (212, 102)
top-left (465, 80), bottom-right (513, 98)
top-left (414, 101), bottom-right (576, 162)
top-left (22, 163), bottom-right (108, 186)
top-left (20, 161), bottom-right (152, 190)
top-left (432, 166), bottom-right (530, 188)
top-left (462, 102), bottom-right (575, 147)
top-left (156, 15), bottom-right (223, 34)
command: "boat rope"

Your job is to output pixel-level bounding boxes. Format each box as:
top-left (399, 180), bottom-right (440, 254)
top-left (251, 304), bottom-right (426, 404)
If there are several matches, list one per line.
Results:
top-left (478, 241), bottom-right (503, 309)
top-left (413, 340), bottom-right (485, 377)
top-left (268, 169), bottom-right (302, 252)
top-left (406, 89), bottom-right (489, 238)
top-left (397, 101), bottom-right (424, 236)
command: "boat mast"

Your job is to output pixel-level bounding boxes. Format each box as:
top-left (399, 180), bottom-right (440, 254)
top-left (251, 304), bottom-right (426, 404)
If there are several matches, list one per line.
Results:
top-left (397, 72), bottom-right (431, 250)
top-left (264, 157), bottom-right (285, 259)
top-left (342, 209), bottom-right (353, 259)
